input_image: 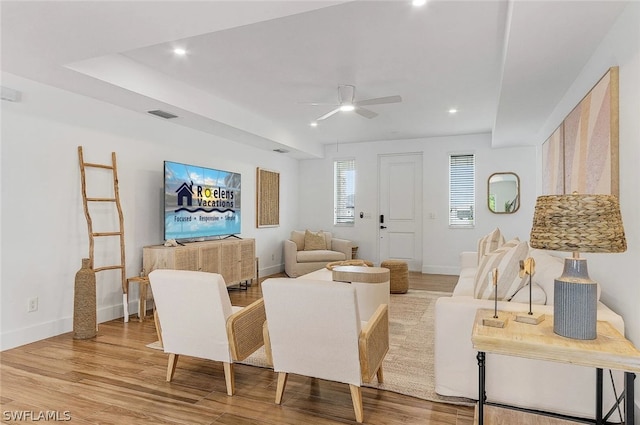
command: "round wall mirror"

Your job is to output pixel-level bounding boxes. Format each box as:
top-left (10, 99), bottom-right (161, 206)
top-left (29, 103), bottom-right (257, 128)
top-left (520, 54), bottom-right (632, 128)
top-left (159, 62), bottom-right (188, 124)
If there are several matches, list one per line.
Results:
top-left (488, 172), bottom-right (520, 214)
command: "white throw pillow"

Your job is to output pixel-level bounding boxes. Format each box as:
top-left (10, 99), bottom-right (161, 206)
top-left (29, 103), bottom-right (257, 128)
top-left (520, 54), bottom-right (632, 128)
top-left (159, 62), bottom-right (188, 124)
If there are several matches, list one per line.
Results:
top-left (474, 239), bottom-right (529, 300)
top-left (509, 283), bottom-right (547, 305)
top-left (477, 228), bottom-right (506, 264)
top-left (529, 248), bottom-right (564, 304)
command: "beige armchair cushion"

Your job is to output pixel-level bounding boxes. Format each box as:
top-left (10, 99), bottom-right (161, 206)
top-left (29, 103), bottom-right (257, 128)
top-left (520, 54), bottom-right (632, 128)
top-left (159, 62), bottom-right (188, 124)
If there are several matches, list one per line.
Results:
top-left (297, 249), bottom-right (345, 263)
top-left (304, 230), bottom-right (327, 250)
top-left (290, 230), bottom-right (306, 250)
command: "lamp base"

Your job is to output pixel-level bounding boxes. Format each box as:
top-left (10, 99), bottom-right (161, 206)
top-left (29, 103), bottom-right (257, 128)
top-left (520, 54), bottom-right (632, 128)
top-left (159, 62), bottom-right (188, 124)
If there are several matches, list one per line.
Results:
top-left (553, 258), bottom-right (597, 340)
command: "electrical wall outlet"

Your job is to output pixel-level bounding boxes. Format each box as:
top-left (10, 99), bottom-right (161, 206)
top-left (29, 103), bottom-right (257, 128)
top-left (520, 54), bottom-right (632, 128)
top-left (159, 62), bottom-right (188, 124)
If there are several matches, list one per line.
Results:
top-left (271, 253), bottom-right (275, 261)
top-left (28, 297), bottom-right (38, 312)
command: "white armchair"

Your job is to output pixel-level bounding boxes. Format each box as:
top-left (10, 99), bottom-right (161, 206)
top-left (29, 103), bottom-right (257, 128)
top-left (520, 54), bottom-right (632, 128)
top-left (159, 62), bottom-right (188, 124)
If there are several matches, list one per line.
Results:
top-left (148, 269), bottom-right (266, 396)
top-left (261, 278), bottom-right (389, 423)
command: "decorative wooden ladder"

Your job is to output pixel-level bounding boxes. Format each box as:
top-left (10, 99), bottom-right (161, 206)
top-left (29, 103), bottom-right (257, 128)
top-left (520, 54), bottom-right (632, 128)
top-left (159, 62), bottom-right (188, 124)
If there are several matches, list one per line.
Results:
top-left (77, 146), bottom-right (128, 321)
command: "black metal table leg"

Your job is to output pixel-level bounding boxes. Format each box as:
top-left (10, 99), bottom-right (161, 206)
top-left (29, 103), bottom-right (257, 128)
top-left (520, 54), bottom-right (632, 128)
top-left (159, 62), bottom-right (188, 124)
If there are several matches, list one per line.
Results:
top-left (625, 372), bottom-right (635, 425)
top-left (596, 368), bottom-right (603, 424)
top-left (477, 351), bottom-right (486, 425)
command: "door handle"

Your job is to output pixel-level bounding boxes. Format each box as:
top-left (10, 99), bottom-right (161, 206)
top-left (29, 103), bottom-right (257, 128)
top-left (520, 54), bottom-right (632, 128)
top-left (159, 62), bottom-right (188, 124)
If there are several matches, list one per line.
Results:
top-left (380, 225), bottom-right (387, 229)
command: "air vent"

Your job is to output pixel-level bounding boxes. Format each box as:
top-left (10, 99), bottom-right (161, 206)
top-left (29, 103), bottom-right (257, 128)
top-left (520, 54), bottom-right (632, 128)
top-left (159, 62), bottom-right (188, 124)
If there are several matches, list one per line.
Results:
top-left (273, 148), bottom-right (289, 154)
top-left (147, 109), bottom-right (178, 119)
top-left (1, 86), bottom-right (21, 102)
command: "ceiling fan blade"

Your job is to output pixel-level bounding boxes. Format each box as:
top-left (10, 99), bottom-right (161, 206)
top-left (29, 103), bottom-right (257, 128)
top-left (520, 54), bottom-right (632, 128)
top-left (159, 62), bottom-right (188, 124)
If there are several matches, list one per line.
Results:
top-left (355, 95), bottom-right (402, 106)
top-left (298, 101), bottom-right (339, 106)
top-left (355, 107), bottom-right (378, 119)
top-left (317, 107), bottom-right (341, 121)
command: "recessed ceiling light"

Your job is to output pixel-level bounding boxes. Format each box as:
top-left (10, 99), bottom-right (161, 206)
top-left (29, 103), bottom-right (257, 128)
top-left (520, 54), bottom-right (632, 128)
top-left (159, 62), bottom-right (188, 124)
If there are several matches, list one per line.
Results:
top-left (412, 0), bottom-right (427, 7)
top-left (448, 108), bottom-right (458, 114)
top-left (173, 48), bottom-right (187, 56)
top-left (310, 121), bottom-right (318, 127)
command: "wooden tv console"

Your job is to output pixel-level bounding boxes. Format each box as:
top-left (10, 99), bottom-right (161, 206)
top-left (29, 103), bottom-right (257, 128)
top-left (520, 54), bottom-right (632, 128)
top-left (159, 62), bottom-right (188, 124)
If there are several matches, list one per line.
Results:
top-left (143, 238), bottom-right (256, 288)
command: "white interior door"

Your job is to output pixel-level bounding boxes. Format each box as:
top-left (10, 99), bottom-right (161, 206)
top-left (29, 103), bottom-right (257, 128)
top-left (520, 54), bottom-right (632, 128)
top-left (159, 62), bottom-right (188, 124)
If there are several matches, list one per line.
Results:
top-left (378, 153), bottom-right (423, 271)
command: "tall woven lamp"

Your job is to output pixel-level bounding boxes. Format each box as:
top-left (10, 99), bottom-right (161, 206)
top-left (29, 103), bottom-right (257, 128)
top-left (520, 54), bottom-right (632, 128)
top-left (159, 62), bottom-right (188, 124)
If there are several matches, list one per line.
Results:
top-left (530, 194), bottom-right (626, 340)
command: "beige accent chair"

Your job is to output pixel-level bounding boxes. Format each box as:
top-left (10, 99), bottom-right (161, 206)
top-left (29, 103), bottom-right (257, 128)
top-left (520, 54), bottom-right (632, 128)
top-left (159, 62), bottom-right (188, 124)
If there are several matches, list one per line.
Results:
top-left (284, 230), bottom-right (353, 277)
top-left (261, 278), bottom-right (389, 423)
top-left (148, 269), bottom-right (266, 396)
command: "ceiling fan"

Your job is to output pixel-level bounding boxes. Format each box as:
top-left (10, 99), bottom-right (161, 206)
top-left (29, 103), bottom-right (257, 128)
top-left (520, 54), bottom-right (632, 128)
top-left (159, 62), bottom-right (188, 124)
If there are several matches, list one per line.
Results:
top-left (309, 85), bottom-right (402, 122)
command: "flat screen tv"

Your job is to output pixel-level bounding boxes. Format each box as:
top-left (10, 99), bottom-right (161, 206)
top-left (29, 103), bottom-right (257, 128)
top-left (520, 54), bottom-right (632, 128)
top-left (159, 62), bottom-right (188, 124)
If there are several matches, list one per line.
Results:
top-left (164, 160), bottom-right (241, 241)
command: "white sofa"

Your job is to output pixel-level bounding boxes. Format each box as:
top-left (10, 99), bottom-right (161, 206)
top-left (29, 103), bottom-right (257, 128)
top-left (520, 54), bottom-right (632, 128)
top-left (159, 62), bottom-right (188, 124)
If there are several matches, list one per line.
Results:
top-left (434, 248), bottom-right (626, 418)
top-left (284, 230), bottom-right (352, 277)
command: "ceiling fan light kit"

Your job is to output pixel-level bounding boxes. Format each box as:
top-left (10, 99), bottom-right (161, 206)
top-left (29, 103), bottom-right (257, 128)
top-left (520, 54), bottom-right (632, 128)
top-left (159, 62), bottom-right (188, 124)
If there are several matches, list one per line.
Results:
top-left (309, 84), bottom-right (402, 123)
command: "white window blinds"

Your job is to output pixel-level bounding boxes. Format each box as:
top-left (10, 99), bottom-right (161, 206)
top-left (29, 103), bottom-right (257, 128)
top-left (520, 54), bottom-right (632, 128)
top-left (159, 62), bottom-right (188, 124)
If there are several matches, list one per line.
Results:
top-left (334, 159), bottom-right (355, 225)
top-left (449, 154), bottom-right (475, 227)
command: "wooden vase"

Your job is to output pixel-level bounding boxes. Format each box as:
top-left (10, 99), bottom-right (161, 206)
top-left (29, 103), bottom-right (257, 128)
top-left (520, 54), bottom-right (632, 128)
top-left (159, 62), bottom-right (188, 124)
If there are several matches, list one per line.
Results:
top-left (73, 258), bottom-right (97, 339)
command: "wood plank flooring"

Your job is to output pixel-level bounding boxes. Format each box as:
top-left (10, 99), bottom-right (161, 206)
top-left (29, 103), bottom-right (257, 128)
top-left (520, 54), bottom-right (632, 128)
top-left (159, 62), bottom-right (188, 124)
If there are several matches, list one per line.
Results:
top-left (473, 405), bottom-right (580, 425)
top-left (1, 272), bottom-right (473, 425)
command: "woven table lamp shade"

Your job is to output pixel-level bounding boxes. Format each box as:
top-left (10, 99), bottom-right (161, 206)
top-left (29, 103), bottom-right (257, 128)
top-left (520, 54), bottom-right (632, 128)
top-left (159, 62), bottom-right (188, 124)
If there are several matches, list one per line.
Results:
top-left (530, 194), bottom-right (626, 339)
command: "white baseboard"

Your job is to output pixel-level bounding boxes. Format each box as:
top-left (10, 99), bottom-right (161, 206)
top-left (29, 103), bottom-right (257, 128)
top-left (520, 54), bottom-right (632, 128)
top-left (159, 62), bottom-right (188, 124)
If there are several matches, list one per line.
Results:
top-left (259, 263), bottom-right (284, 278)
top-left (422, 264), bottom-right (459, 275)
top-left (0, 302), bottom-right (135, 351)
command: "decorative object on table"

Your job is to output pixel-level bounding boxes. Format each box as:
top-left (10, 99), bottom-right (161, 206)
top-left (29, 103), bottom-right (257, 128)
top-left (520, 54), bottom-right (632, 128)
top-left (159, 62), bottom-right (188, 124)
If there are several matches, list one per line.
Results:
top-left (530, 193), bottom-right (626, 340)
top-left (73, 258), bottom-right (97, 339)
top-left (482, 268), bottom-right (508, 328)
top-left (515, 257), bottom-right (545, 325)
top-left (326, 259), bottom-right (374, 270)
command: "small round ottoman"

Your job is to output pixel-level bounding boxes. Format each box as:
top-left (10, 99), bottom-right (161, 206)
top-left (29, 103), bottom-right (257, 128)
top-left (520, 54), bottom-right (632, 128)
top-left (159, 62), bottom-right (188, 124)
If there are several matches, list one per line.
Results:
top-left (380, 259), bottom-right (409, 294)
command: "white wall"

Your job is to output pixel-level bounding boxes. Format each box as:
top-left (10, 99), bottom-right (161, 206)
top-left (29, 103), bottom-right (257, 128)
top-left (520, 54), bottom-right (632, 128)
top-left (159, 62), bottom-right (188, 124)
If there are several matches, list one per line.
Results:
top-left (298, 135), bottom-right (536, 274)
top-left (536, 3), bottom-right (640, 416)
top-left (0, 73), bottom-right (298, 350)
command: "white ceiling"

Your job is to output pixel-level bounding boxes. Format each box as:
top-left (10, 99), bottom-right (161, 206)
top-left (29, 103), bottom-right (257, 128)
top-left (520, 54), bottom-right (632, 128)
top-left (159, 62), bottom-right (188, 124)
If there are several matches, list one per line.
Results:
top-left (1, 1), bottom-right (629, 159)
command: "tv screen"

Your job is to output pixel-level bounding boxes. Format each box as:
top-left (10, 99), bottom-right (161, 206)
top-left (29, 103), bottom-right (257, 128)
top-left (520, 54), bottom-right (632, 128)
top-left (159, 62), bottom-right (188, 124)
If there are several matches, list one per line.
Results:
top-left (164, 161), bottom-right (241, 241)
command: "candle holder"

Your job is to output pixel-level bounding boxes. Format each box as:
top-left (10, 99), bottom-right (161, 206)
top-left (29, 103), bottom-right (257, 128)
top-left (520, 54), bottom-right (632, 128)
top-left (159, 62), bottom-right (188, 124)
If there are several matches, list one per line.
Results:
top-left (482, 267), bottom-right (508, 328)
top-left (515, 257), bottom-right (545, 325)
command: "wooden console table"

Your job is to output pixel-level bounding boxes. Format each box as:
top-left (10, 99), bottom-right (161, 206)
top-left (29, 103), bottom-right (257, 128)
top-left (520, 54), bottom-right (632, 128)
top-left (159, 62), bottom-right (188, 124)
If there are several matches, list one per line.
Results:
top-left (142, 238), bottom-right (256, 288)
top-left (472, 309), bottom-right (640, 425)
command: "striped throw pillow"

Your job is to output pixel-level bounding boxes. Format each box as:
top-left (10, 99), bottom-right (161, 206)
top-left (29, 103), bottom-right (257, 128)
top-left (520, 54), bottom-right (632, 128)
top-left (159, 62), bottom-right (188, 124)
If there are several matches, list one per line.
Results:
top-left (477, 228), bottom-right (506, 264)
top-left (474, 239), bottom-right (529, 300)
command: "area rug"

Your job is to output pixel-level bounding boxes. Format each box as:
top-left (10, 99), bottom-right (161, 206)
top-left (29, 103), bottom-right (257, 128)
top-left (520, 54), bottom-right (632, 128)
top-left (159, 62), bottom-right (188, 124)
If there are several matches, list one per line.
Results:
top-left (239, 289), bottom-right (475, 406)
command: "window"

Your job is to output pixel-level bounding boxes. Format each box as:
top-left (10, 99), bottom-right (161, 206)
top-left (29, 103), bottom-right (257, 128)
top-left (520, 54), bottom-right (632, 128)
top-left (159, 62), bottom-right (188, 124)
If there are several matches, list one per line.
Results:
top-left (449, 153), bottom-right (475, 227)
top-left (334, 159), bottom-right (355, 225)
